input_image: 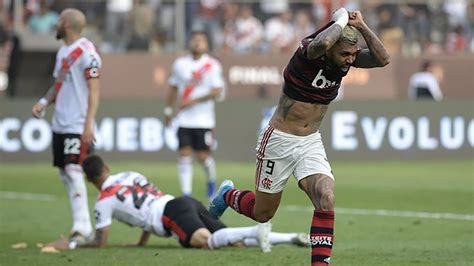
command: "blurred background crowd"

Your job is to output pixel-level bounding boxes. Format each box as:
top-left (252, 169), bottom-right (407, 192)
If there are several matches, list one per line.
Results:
top-left (1, 0), bottom-right (473, 56)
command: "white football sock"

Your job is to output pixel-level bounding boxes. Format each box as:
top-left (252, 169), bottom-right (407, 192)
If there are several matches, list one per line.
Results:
top-left (208, 226), bottom-right (258, 249)
top-left (202, 156), bottom-right (216, 182)
top-left (177, 156), bottom-right (193, 196)
top-left (62, 164), bottom-right (93, 236)
top-left (243, 232), bottom-right (298, 246)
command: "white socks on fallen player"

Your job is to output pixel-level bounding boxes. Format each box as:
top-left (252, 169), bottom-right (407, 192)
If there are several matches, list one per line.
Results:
top-left (202, 156), bottom-right (216, 182)
top-left (242, 232), bottom-right (298, 247)
top-left (208, 226), bottom-right (258, 249)
top-left (177, 156), bottom-right (193, 196)
top-left (61, 164), bottom-right (93, 236)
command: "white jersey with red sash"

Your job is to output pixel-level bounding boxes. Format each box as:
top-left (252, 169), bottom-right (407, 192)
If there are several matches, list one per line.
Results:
top-left (94, 171), bottom-right (175, 237)
top-left (52, 37), bottom-right (102, 134)
top-left (168, 54), bottom-right (225, 129)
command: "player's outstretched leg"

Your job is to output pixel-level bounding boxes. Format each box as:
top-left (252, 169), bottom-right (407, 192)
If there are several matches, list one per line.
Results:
top-left (209, 179), bottom-right (234, 219)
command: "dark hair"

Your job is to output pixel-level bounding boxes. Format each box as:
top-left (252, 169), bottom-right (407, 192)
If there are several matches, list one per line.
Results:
top-left (421, 60), bottom-right (432, 71)
top-left (82, 154), bottom-right (105, 182)
top-left (190, 30), bottom-right (210, 42)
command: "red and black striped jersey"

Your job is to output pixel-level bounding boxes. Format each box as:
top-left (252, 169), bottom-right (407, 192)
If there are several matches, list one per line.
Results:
top-left (283, 22), bottom-right (350, 104)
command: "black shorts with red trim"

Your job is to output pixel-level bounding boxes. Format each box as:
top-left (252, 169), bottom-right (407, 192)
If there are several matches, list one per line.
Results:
top-left (177, 127), bottom-right (214, 151)
top-left (162, 197), bottom-right (226, 248)
top-left (52, 132), bottom-right (94, 168)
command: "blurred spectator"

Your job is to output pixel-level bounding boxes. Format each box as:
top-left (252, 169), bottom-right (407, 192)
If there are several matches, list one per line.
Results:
top-left (445, 25), bottom-right (467, 53)
top-left (191, 0), bottom-right (223, 51)
top-left (264, 10), bottom-right (295, 53)
top-left (259, 0), bottom-right (288, 21)
top-left (408, 60), bottom-right (444, 101)
top-left (103, 0), bottom-right (132, 53)
top-left (376, 4), bottom-right (404, 55)
top-left (0, 18), bottom-right (21, 97)
top-left (127, 0), bottom-right (155, 51)
top-left (223, 4), bottom-right (263, 54)
top-left (444, 0), bottom-right (468, 29)
top-left (27, 0), bottom-right (59, 34)
top-left (399, 4), bottom-right (430, 56)
top-left (293, 10), bottom-right (315, 48)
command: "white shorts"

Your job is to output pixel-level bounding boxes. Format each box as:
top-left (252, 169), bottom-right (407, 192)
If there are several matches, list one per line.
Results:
top-left (255, 125), bottom-right (334, 194)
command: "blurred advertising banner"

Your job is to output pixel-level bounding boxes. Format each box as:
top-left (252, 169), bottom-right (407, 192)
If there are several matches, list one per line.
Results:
top-left (1, 99), bottom-right (472, 162)
top-left (9, 52), bottom-right (474, 100)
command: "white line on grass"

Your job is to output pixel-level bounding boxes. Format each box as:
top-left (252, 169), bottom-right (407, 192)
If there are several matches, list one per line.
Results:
top-left (1, 191), bottom-right (472, 221)
top-left (284, 205), bottom-right (474, 221)
top-left (0, 191), bottom-right (57, 202)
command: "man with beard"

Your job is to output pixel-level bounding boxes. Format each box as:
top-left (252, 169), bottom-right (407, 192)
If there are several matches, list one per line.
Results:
top-left (31, 8), bottom-right (102, 245)
top-left (210, 8), bottom-right (390, 265)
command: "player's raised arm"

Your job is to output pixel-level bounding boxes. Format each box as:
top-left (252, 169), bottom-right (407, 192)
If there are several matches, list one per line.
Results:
top-left (349, 11), bottom-right (390, 68)
top-left (306, 8), bottom-right (348, 59)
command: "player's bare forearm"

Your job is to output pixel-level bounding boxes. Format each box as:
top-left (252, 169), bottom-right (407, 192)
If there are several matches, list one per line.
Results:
top-left (357, 24), bottom-right (390, 67)
top-left (307, 25), bottom-right (343, 59)
top-left (181, 88), bottom-right (220, 109)
top-left (137, 231), bottom-right (151, 246)
top-left (43, 85), bottom-right (57, 105)
top-left (195, 88), bottom-right (221, 103)
top-left (79, 228), bottom-right (108, 248)
top-left (85, 78), bottom-right (100, 127)
top-left (166, 86), bottom-right (178, 107)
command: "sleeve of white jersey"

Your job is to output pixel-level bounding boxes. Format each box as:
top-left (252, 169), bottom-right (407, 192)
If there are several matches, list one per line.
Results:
top-left (211, 61), bottom-right (226, 102)
top-left (82, 48), bottom-right (102, 79)
top-left (94, 200), bottom-right (113, 229)
top-left (168, 60), bottom-right (180, 87)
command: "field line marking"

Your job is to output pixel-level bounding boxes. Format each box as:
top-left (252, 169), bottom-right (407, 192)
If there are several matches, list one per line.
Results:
top-left (283, 205), bottom-right (474, 221)
top-left (0, 191), bottom-right (57, 202)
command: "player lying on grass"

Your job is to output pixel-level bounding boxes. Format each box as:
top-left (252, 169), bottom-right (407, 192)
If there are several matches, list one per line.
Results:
top-left (46, 154), bottom-right (309, 251)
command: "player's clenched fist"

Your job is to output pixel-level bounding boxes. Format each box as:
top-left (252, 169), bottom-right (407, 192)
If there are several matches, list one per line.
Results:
top-left (348, 11), bottom-right (366, 30)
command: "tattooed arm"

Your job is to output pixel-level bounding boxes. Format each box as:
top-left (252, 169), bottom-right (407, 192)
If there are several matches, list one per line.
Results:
top-left (349, 11), bottom-right (390, 68)
top-left (307, 8), bottom-right (349, 59)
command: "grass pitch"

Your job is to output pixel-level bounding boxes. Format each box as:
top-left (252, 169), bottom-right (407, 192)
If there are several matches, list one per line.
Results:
top-left (1, 160), bottom-right (473, 265)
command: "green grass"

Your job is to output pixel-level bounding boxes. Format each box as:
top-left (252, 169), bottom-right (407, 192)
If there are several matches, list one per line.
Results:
top-left (1, 160), bottom-right (473, 265)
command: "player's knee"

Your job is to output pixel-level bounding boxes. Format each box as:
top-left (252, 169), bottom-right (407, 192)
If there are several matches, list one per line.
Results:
top-left (253, 211), bottom-right (274, 223)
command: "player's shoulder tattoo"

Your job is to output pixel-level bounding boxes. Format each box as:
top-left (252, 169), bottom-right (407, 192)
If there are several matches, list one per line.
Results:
top-left (277, 93), bottom-right (296, 120)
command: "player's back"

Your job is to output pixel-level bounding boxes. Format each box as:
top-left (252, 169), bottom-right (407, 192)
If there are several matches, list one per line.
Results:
top-left (94, 171), bottom-right (174, 234)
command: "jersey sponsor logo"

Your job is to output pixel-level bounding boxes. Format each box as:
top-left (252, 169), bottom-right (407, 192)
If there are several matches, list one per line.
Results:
top-left (310, 236), bottom-right (332, 247)
top-left (312, 69), bottom-right (338, 89)
top-left (261, 177), bottom-right (272, 190)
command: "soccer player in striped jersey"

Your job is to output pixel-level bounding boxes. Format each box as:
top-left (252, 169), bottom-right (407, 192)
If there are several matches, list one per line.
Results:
top-left (45, 154), bottom-right (309, 251)
top-left (210, 9), bottom-right (390, 265)
top-left (31, 8), bottom-right (101, 245)
top-left (164, 31), bottom-right (225, 200)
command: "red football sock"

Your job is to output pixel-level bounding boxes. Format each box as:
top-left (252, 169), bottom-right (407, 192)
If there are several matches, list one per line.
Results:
top-left (224, 189), bottom-right (256, 220)
top-left (311, 210), bottom-right (335, 265)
